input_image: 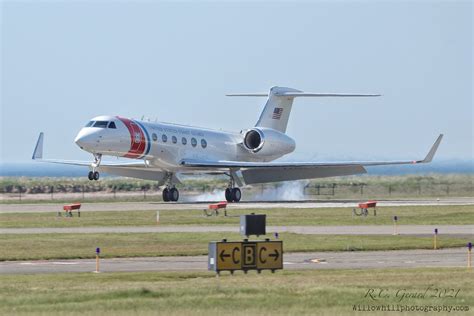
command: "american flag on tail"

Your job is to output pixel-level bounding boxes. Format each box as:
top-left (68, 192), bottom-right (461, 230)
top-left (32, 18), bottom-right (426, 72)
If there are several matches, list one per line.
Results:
top-left (272, 107), bottom-right (283, 120)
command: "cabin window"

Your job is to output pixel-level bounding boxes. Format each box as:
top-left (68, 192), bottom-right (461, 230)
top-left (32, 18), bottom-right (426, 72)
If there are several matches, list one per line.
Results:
top-left (152, 133), bottom-right (158, 141)
top-left (201, 139), bottom-right (207, 148)
top-left (191, 138), bottom-right (197, 147)
top-left (182, 137), bottom-right (187, 145)
top-left (108, 122), bottom-right (117, 129)
top-left (93, 121), bottom-right (108, 128)
top-left (172, 136), bottom-right (177, 144)
top-left (162, 134), bottom-right (168, 142)
top-left (85, 121), bottom-right (94, 127)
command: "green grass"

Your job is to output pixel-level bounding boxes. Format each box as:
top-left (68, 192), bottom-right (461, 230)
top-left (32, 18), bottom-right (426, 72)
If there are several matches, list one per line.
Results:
top-left (0, 232), bottom-right (468, 261)
top-left (1, 205), bottom-right (473, 228)
top-left (0, 268), bottom-right (472, 315)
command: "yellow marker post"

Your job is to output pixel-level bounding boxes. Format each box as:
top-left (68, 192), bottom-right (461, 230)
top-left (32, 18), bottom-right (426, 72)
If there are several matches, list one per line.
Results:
top-left (434, 228), bottom-right (438, 250)
top-left (95, 247), bottom-right (100, 273)
top-left (468, 242), bottom-right (472, 269)
top-left (393, 216), bottom-right (398, 235)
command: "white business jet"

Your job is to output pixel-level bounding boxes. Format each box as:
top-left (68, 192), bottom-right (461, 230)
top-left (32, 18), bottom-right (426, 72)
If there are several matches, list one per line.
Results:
top-left (32, 86), bottom-right (443, 202)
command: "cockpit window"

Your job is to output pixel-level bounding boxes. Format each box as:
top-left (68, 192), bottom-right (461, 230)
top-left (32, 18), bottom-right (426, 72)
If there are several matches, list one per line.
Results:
top-left (93, 121), bottom-right (109, 128)
top-left (108, 122), bottom-right (116, 129)
top-left (85, 121), bottom-right (94, 127)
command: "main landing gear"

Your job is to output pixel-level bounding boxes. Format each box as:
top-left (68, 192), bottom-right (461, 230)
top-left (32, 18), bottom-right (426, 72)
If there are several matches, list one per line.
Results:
top-left (162, 187), bottom-right (179, 202)
top-left (225, 174), bottom-right (241, 203)
top-left (225, 187), bottom-right (241, 203)
top-left (87, 154), bottom-right (102, 181)
top-left (162, 172), bottom-right (179, 202)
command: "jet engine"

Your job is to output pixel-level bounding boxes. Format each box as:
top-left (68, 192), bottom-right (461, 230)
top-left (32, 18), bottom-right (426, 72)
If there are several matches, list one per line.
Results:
top-left (243, 127), bottom-right (295, 158)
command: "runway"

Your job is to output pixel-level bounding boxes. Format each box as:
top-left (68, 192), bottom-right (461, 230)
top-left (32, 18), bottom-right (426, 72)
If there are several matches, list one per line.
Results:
top-left (1, 197), bottom-right (473, 213)
top-left (0, 248), bottom-right (468, 275)
top-left (1, 224), bottom-right (473, 236)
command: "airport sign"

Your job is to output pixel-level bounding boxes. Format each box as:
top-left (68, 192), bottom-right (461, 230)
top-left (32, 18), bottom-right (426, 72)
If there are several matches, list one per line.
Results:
top-left (208, 240), bottom-right (283, 273)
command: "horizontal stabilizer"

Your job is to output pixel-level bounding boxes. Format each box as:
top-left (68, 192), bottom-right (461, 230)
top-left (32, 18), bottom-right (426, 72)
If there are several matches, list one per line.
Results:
top-left (226, 93), bottom-right (269, 97)
top-left (227, 92), bottom-right (380, 97)
top-left (229, 86), bottom-right (380, 133)
top-left (275, 92), bottom-right (380, 97)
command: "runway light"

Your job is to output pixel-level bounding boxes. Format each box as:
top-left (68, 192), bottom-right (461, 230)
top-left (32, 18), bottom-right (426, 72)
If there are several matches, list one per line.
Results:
top-left (94, 248), bottom-right (101, 273)
top-left (392, 216), bottom-right (398, 235)
top-left (468, 242), bottom-right (472, 269)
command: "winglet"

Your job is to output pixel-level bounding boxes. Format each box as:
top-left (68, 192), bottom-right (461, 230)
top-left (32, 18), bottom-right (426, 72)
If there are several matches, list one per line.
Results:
top-left (421, 134), bottom-right (443, 163)
top-left (32, 132), bottom-right (44, 160)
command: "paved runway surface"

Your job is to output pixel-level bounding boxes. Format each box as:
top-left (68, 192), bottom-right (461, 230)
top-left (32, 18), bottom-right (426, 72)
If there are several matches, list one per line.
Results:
top-left (0, 248), bottom-right (468, 274)
top-left (1, 198), bottom-right (473, 213)
top-left (1, 225), bottom-right (473, 235)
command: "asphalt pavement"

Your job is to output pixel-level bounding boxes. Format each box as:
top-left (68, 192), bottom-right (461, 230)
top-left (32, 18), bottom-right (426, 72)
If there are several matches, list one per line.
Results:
top-left (0, 248), bottom-right (469, 274)
top-left (1, 198), bottom-right (473, 213)
top-left (1, 225), bottom-right (473, 235)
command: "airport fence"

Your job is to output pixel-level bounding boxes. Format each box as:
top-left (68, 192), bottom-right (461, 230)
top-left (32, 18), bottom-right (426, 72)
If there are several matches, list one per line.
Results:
top-left (302, 182), bottom-right (472, 198)
top-left (1, 175), bottom-right (472, 202)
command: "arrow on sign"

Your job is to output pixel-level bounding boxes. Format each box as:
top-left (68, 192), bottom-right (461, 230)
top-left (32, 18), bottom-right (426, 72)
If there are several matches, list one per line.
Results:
top-left (219, 250), bottom-right (231, 262)
top-left (268, 249), bottom-right (280, 261)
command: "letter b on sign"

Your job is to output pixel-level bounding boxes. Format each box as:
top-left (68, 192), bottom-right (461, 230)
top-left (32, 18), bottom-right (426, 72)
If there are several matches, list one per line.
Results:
top-left (242, 244), bottom-right (256, 268)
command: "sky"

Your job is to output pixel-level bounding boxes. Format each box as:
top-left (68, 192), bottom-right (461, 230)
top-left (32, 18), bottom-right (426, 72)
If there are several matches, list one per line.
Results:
top-left (1, 0), bottom-right (472, 163)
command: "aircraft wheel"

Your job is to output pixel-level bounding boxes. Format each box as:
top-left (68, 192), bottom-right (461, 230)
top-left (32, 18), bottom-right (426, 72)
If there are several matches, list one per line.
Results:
top-left (225, 188), bottom-right (233, 202)
top-left (162, 188), bottom-right (170, 202)
top-left (88, 171), bottom-right (94, 181)
top-left (232, 187), bottom-right (241, 202)
top-left (93, 171), bottom-right (100, 181)
top-left (169, 188), bottom-right (179, 202)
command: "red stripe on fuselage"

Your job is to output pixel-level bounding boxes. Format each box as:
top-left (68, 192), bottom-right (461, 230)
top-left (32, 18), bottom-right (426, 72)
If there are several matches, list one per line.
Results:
top-left (117, 116), bottom-right (146, 158)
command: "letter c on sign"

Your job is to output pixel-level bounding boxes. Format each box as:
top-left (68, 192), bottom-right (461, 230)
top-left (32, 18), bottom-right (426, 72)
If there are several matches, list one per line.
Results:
top-left (259, 246), bottom-right (267, 264)
top-left (232, 247), bottom-right (240, 264)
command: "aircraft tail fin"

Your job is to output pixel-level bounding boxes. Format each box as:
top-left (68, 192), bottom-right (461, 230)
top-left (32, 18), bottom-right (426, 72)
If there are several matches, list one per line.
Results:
top-left (227, 86), bottom-right (380, 133)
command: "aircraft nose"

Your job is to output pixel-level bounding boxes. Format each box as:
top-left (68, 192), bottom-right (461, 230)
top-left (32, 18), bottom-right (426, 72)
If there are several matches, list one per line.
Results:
top-left (75, 129), bottom-right (99, 149)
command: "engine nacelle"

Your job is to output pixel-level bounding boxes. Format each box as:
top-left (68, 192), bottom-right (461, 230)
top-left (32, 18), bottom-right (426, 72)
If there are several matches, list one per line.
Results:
top-left (243, 127), bottom-right (295, 158)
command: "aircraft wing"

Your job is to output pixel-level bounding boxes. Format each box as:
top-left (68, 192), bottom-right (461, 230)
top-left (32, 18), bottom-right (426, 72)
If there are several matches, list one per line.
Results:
top-left (181, 134), bottom-right (443, 184)
top-left (31, 132), bottom-right (174, 183)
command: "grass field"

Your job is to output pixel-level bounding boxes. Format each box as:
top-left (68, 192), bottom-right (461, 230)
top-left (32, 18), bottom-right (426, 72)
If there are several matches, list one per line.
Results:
top-left (0, 232), bottom-right (469, 261)
top-left (1, 205), bottom-right (473, 228)
top-left (0, 268), bottom-right (472, 315)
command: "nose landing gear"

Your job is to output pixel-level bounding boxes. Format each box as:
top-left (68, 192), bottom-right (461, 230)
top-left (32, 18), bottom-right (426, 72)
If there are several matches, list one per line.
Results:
top-left (87, 154), bottom-right (102, 181)
top-left (88, 171), bottom-right (100, 181)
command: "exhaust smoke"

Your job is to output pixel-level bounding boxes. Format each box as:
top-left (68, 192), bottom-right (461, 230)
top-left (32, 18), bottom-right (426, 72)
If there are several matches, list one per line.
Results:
top-left (251, 180), bottom-right (309, 201)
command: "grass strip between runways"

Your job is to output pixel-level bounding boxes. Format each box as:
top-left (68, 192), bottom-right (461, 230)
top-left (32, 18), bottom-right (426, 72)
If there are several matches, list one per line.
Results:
top-left (0, 232), bottom-right (469, 261)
